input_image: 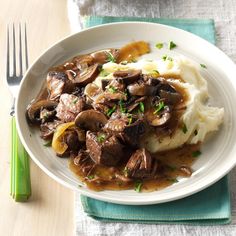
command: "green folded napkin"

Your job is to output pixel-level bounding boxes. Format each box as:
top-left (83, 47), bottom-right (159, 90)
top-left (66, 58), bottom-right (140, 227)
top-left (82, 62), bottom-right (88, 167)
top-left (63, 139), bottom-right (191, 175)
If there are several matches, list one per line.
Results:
top-left (80, 16), bottom-right (231, 225)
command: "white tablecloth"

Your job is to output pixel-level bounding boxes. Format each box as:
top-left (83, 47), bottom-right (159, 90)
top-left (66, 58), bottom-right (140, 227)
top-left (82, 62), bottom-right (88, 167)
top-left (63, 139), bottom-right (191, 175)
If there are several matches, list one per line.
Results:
top-left (67, 0), bottom-right (236, 235)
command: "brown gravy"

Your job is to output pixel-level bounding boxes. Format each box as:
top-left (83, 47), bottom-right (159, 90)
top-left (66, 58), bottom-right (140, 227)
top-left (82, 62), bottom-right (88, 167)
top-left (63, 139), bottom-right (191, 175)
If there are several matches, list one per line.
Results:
top-left (69, 143), bottom-right (200, 192)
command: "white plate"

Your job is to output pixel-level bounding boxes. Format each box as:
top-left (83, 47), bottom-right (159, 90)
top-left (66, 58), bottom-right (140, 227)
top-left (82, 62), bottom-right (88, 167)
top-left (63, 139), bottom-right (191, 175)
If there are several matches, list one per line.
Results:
top-left (16, 22), bottom-right (236, 205)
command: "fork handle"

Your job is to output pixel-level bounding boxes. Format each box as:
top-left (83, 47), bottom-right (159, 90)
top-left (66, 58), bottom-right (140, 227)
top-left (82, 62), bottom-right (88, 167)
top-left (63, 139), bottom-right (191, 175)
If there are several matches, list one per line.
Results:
top-left (10, 116), bottom-right (31, 201)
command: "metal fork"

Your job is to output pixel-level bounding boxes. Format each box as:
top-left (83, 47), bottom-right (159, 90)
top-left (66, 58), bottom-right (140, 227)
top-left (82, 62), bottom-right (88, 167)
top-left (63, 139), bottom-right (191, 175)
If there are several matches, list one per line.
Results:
top-left (7, 23), bottom-right (31, 201)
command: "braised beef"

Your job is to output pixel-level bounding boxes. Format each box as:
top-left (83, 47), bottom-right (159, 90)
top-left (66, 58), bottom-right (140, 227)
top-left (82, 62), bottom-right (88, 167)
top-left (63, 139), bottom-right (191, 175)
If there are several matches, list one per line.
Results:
top-left (86, 131), bottom-right (123, 166)
top-left (73, 150), bottom-right (95, 176)
top-left (40, 120), bottom-right (63, 139)
top-left (125, 148), bottom-right (158, 179)
top-left (47, 71), bottom-right (74, 100)
top-left (56, 93), bottom-right (84, 122)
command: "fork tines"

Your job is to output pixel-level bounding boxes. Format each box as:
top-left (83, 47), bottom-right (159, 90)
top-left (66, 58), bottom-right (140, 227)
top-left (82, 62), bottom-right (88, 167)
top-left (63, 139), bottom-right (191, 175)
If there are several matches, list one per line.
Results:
top-left (7, 23), bottom-right (28, 79)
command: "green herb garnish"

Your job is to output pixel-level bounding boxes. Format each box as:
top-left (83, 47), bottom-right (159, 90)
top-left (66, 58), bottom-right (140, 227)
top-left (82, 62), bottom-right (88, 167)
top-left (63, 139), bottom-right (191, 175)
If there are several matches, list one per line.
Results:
top-left (167, 178), bottom-right (178, 183)
top-left (87, 175), bottom-right (95, 180)
top-left (139, 102), bottom-right (145, 113)
top-left (108, 86), bottom-right (117, 93)
top-left (169, 41), bottom-right (177, 50)
top-left (192, 150), bottom-right (202, 157)
top-left (123, 167), bottom-right (129, 176)
top-left (106, 105), bottom-right (117, 116)
top-left (119, 100), bottom-right (127, 113)
top-left (128, 114), bottom-right (133, 125)
top-left (167, 165), bottom-right (177, 171)
top-left (97, 133), bottom-right (106, 143)
top-left (153, 101), bottom-right (165, 114)
top-left (162, 55), bottom-right (167, 61)
top-left (155, 43), bottom-right (163, 49)
top-left (72, 97), bottom-right (79, 104)
top-left (162, 55), bottom-right (173, 61)
top-left (153, 70), bottom-right (160, 74)
top-left (43, 140), bottom-right (52, 147)
top-left (182, 123), bottom-right (188, 133)
top-left (107, 52), bottom-right (116, 63)
top-left (200, 63), bottom-right (207, 68)
top-left (99, 69), bottom-right (110, 77)
top-left (134, 181), bottom-right (143, 193)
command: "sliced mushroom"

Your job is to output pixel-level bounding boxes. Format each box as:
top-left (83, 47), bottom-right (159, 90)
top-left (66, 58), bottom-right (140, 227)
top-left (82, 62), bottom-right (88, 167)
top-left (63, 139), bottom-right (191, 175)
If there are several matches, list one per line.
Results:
top-left (72, 54), bottom-right (94, 70)
top-left (27, 99), bottom-right (58, 123)
top-left (113, 69), bottom-right (141, 84)
top-left (145, 106), bottom-right (171, 126)
top-left (159, 90), bottom-right (182, 105)
top-left (75, 109), bottom-right (108, 132)
top-left (73, 64), bottom-right (100, 86)
top-left (127, 96), bottom-right (147, 113)
top-left (127, 81), bottom-right (157, 96)
top-left (91, 49), bottom-right (120, 64)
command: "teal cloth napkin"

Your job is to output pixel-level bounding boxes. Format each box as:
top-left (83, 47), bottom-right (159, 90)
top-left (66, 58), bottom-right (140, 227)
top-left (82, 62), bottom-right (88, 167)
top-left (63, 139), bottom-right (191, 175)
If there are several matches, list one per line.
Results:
top-left (80, 16), bottom-right (231, 225)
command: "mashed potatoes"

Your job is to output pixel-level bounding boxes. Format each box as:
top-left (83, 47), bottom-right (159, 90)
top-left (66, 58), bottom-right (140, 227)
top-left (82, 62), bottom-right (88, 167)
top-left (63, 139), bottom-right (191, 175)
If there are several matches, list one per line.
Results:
top-left (94, 56), bottom-right (224, 153)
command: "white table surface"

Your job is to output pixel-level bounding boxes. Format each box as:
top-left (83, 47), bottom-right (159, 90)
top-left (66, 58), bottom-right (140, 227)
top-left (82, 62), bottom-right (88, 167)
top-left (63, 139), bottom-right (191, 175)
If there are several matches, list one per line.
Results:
top-left (68, 0), bottom-right (236, 235)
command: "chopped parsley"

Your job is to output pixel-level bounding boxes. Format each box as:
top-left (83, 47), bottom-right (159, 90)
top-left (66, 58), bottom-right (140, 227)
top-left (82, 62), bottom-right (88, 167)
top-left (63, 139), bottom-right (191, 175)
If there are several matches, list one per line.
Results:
top-left (87, 175), bottom-right (95, 180)
top-left (153, 101), bottom-right (165, 114)
top-left (155, 42), bottom-right (163, 49)
top-left (200, 63), bottom-right (207, 69)
top-left (108, 86), bottom-right (117, 93)
top-left (139, 102), bottom-right (145, 113)
top-left (106, 105), bottom-right (117, 116)
top-left (119, 100), bottom-right (127, 113)
top-left (162, 55), bottom-right (167, 61)
top-left (169, 41), bottom-right (177, 50)
top-left (97, 133), bottom-right (106, 143)
top-left (107, 52), bottom-right (116, 63)
top-left (153, 70), bottom-right (160, 75)
top-left (182, 123), bottom-right (188, 134)
top-left (128, 114), bottom-right (133, 125)
top-left (167, 165), bottom-right (177, 171)
top-left (43, 140), bottom-right (52, 147)
top-left (134, 181), bottom-right (143, 193)
top-left (99, 69), bottom-right (110, 77)
top-left (167, 178), bottom-right (178, 183)
top-left (192, 150), bottom-right (202, 157)
top-left (72, 97), bottom-right (79, 104)
top-left (162, 55), bottom-right (173, 61)
top-left (123, 167), bottom-right (129, 176)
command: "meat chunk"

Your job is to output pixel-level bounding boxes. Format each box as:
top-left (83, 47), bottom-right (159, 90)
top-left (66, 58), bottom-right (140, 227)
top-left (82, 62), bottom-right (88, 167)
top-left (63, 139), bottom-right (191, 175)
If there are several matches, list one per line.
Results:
top-left (46, 71), bottom-right (74, 100)
top-left (40, 120), bottom-right (63, 140)
top-left (56, 93), bottom-right (84, 122)
top-left (120, 120), bottom-right (145, 146)
top-left (125, 148), bottom-right (158, 179)
top-left (73, 150), bottom-right (95, 176)
top-left (86, 131), bottom-right (123, 166)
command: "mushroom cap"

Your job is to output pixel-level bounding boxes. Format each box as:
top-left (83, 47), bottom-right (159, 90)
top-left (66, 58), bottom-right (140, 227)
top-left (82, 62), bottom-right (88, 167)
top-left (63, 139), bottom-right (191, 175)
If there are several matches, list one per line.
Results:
top-left (145, 107), bottom-right (171, 126)
top-left (75, 109), bottom-right (108, 132)
top-left (73, 64), bottom-right (100, 86)
top-left (26, 99), bottom-right (58, 123)
top-left (113, 69), bottom-right (141, 84)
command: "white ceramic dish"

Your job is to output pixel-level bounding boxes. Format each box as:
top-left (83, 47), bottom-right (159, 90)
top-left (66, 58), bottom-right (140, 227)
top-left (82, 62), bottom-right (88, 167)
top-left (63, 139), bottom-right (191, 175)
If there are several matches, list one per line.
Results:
top-left (16, 22), bottom-right (236, 205)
